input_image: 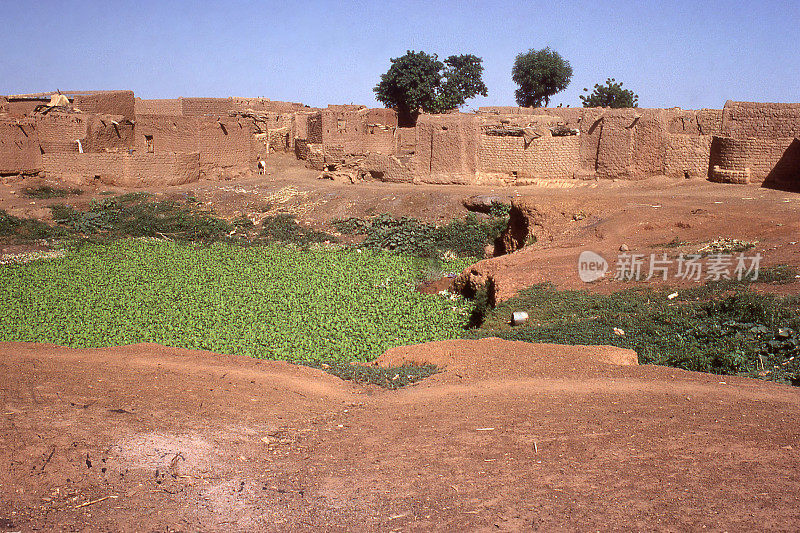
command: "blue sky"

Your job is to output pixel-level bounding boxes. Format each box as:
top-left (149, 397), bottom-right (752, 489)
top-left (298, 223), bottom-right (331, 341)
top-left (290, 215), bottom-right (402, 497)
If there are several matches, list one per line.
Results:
top-left (1, 0), bottom-right (797, 110)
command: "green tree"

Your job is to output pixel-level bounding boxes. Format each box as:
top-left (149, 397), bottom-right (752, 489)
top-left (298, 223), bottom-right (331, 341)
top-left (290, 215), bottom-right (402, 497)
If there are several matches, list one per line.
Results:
top-left (512, 47), bottom-right (572, 108)
top-left (580, 78), bottom-right (639, 108)
top-left (374, 51), bottom-right (488, 126)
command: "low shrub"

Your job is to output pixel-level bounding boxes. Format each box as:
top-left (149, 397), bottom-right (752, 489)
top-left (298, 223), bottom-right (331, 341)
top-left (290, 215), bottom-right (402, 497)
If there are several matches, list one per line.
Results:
top-left (50, 194), bottom-right (232, 241)
top-left (331, 212), bottom-right (509, 258)
top-left (0, 209), bottom-right (65, 242)
top-left (261, 213), bottom-right (336, 246)
top-left (469, 283), bottom-right (800, 384)
top-left (21, 185), bottom-right (83, 199)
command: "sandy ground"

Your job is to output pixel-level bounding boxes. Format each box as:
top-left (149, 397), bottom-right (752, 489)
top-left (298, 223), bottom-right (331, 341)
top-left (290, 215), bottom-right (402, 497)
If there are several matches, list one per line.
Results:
top-left (2, 340), bottom-right (799, 531)
top-left (2, 159), bottom-right (800, 530)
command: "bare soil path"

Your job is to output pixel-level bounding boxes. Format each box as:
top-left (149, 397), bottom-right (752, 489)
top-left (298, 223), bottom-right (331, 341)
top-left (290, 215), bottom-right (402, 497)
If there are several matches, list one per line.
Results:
top-left (2, 340), bottom-right (799, 531)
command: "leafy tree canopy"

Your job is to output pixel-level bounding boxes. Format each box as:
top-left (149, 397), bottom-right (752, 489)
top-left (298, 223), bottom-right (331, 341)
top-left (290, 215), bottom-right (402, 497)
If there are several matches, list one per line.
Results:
top-left (512, 47), bottom-right (572, 108)
top-left (374, 50), bottom-right (488, 126)
top-left (580, 78), bottom-right (639, 108)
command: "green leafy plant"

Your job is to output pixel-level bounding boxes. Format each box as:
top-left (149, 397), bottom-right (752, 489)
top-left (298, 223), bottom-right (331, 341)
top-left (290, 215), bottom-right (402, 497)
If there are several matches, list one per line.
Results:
top-left (261, 213), bottom-right (335, 246)
top-left (0, 240), bottom-right (474, 363)
top-left (580, 78), bottom-right (639, 108)
top-left (0, 209), bottom-right (65, 242)
top-left (21, 185), bottom-right (83, 199)
top-left (50, 194), bottom-right (232, 241)
top-left (469, 282), bottom-right (800, 384)
top-left (512, 47), bottom-right (572, 107)
top-left (374, 50), bottom-right (488, 126)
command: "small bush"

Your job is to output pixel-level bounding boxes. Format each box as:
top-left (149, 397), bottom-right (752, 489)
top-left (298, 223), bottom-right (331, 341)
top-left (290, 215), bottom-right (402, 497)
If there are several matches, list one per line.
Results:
top-left (50, 195), bottom-right (232, 242)
top-left (0, 209), bottom-right (65, 241)
top-left (469, 283), bottom-right (800, 383)
top-left (335, 212), bottom-right (508, 259)
top-left (22, 186), bottom-right (83, 199)
top-left (261, 213), bottom-right (335, 245)
top-left (302, 361), bottom-right (438, 389)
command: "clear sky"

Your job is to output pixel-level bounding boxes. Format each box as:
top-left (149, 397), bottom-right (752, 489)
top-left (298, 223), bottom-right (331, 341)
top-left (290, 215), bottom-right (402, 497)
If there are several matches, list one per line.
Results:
top-left (1, 0), bottom-right (797, 110)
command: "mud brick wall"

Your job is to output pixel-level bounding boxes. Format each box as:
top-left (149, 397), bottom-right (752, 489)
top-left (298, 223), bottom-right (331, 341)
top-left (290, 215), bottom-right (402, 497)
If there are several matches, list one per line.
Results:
top-left (232, 98), bottom-right (305, 113)
top-left (710, 136), bottom-right (797, 183)
top-left (73, 91), bottom-right (135, 121)
top-left (306, 112), bottom-right (323, 143)
top-left (83, 115), bottom-right (135, 153)
top-left (321, 107), bottom-right (397, 156)
top-left (5, 99), bottom-right (44, 117)
top-left (41, 152), bottom-right (199, 187)
top-left (665, 134), bottom-right (712, 179)
top-left (181, 98), bottom-right (234, 117)
top-left (135, 115), bottom-right (201, 154)
top-left (697, 109), bottom-right (723, 135)
top-left (763, 138), bottom-right (800, 190)
top-left (199, 117), bottom-right (254, 169)
top-left (478, 133), bottom-right (580, 180)
top-left (722, 101), bottom-right (800, 138)
top-left (0, 118), bottom-right (41, 174)
top-left (34, 113), bottom-right (88, 153)
top-left (135, 98), bottom-right (182, 116)
top-left (413, 114), bottom-right (479, 184)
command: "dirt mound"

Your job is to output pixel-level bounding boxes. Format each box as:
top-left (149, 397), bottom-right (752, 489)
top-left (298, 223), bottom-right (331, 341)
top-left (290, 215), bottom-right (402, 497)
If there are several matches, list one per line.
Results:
top-left (2, 341), bottom-right (800, 531)
top-left (374, 338), bottom-right (638, 382)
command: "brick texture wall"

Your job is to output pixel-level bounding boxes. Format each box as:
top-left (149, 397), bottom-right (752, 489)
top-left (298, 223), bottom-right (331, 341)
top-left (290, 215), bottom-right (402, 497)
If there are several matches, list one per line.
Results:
top-left (0, 118), bottom-right (41, 174)
top-left (83, 115), bottom-right (135, 153)
top-left (721, 101), bottom-right (800, 138)
top-left (41, 152), bottom-right (200, 187)
top-left (34, 113), bottom-right (88, 153)
top-left (413, 114), bottom-right (479, 184)
top-left (181, 98), bottom-right (234, 117)
top-left (709, 135), bottom-right (797, 183)
top-left (135, 115), bottom-right (201, 154)
top-left (478, 133), bottom-right (580, 180)
top-left (199, 117), bottom-right (254, 178)
top-left (664, 134), bottom-right (712, 179)
top-left (73, 91), bottom-right (135, 121)
top-left (135, 98), bottom-right (182, 116)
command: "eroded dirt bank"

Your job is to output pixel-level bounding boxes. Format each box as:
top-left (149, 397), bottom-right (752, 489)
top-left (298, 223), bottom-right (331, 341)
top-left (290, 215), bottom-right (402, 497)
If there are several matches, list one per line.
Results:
top-left (2, 340), bottom-right (799, 531)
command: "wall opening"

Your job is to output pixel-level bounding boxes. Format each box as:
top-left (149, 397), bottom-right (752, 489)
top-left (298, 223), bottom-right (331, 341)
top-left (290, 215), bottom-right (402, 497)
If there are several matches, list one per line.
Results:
top-left (145, 135), bottom-right (154, 153)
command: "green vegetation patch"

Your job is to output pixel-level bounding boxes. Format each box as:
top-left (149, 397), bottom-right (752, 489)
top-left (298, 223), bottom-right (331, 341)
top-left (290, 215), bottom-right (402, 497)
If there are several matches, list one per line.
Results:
top-left (0, 209), bottom-right (67, 242)
top-left (469, 282), bottom-right (800, 384)
top-left (0, 240), bottom-right (474, 363)
top-left (331, 212), bottom-right (507, 258)
top-left (22, 185), bottom-right (83, 199)
top-left (50, 194), bottom-right (231, 242)
top-left (302, 361), bottom-right (438, 389)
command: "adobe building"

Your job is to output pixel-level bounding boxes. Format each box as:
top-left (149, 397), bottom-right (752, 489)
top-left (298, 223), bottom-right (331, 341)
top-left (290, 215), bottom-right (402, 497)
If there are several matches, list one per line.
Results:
top-left (1, 89), bottom-right (798, 191)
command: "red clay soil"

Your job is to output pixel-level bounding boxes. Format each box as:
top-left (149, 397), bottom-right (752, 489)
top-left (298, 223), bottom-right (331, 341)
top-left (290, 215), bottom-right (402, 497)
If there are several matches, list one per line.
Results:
top-left (2, 339), bottom-right (799, 531)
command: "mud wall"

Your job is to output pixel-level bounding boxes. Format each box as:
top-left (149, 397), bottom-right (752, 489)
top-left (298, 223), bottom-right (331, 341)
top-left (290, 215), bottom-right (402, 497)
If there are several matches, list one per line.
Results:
top-left (135, 98), bottom-right (182, 116)
top-left (478, 133), bottom-right (580, 181)
top-left (73, 91), bottom-right (135, 121)
top-left (135, 115), bottom-right (201, 154)
top-left (181, 98), bottom-right (234, 117)
top-left (709, 136), bottom-right (797, 183)
top-left (83, 116), bottom-right (135, 153)
top-left (41, 151), bottom-right (200, 187)
top-left (0, 118), bottom-right (41, 174)
top-left (721, 101), bottom-right (800, 138)
top-left (199, 117), bottom-right (254, 178)
top-left (664, 134), bottom-right (713, 179)
top-left (34, 113), bottom-right (88, 154)
top-left (413, 114), bottom-right (479, 184)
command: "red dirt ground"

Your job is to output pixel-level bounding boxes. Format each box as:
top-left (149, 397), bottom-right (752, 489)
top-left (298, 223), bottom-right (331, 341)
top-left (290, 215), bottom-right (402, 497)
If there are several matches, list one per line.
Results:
top-left (2, 159), bottom-right (800, 530)
top-left (2, 340), bottom-right (799, 531)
